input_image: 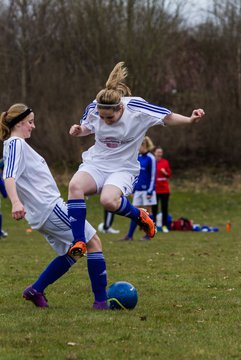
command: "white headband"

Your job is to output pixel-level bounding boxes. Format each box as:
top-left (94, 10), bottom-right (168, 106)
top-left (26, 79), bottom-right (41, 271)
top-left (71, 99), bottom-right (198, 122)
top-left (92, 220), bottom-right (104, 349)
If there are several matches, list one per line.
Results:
top-left (96, 102), bottom-right (121, 108)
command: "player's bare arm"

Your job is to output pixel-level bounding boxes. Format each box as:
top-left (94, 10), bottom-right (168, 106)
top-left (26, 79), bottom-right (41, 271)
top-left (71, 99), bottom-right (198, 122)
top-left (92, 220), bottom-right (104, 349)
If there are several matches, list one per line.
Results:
top-left (4, 177), bottom-right (26, 220)
top-left (69, 124), bottom-right (92, 137)
top-left (164, 108), bottom-right (205, 126)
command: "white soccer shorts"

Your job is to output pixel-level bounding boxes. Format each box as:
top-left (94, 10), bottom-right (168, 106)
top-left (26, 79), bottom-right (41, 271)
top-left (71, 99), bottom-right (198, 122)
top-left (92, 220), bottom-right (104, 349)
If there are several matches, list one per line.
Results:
top-left (78, 164), bottom-right (137, 196)
top-left (132, 190), bottom-right (157, 207)
top-left (38, 198), bottom-right (96, 256)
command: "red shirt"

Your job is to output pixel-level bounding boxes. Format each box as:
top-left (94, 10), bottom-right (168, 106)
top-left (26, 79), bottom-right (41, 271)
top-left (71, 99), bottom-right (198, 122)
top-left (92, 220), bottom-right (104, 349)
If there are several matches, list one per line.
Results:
top-left (155, 158), bottom-right (171, 194)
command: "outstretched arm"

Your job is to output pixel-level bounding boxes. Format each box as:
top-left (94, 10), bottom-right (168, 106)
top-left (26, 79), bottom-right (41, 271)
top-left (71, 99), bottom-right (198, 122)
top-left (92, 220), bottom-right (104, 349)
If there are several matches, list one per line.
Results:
top-left (69, 124), bottom-right (92, 137)
top-left (164, 108), bottom-right (205, 126)
top-left (4, 177), bottom-right (26, 220)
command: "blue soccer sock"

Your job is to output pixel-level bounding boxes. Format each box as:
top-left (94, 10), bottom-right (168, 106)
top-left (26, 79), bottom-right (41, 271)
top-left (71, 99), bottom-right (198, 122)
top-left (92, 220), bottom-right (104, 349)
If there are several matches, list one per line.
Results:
top-left (32, 255), bottom-right (76, 293)
top-left (127, 219), bottom-right (138, 238)
top-left (67, 199), bottom-right (86, 243)
top-left (114, 196), bottom-right (140, 221)
top-left (87, 252), bottom-right (107, 302)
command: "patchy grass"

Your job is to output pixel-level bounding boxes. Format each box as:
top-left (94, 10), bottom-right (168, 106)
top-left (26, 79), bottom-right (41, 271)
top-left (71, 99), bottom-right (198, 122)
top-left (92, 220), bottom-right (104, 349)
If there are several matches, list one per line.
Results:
top-left (0, 183), bottom-right (241, 360)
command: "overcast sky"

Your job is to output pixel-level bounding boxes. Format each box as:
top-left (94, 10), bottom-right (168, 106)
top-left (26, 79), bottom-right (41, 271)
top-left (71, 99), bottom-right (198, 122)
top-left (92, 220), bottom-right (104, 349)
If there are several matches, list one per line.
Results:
top-left (0, 0), bottom-right (213, 25)
top-left (183, 0), bottom-right (213, 25)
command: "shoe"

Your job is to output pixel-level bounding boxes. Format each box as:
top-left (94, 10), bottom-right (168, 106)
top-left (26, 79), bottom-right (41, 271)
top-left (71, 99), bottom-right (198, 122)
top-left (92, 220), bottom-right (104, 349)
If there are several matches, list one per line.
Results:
top-left (93, 300), bottom-right (109, 310)
top-left (105, 227), bottom-right (120, 234)
top-left (119, 235), bottom-right (133, 241)
top-left (68, 241), bottom-right (87, 257)
top-left (137, 209), bottom-right (156, 238)
top-left (23, 285), bottom-right (49, 308)
top-left (141, 234), bottom-right (151, 240)
top-left (162, 226), bottom-right (169, 233)
top-left (98, 223), bottom-right (105, 232)
top-left (98, 223), bottom-right (120, 234)
top-left (0, 230), bottom-right (8, 238)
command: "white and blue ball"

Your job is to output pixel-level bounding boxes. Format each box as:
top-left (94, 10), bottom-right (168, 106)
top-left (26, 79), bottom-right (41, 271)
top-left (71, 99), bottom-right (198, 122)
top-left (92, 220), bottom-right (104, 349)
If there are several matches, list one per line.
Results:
top-left (107, 281), bottom-right (138, 310)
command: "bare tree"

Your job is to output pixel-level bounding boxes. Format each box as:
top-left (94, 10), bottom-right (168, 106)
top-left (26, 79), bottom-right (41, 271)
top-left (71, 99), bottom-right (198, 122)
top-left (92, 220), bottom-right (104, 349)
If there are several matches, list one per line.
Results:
top-left (0, 0), bottom-right (241, 167)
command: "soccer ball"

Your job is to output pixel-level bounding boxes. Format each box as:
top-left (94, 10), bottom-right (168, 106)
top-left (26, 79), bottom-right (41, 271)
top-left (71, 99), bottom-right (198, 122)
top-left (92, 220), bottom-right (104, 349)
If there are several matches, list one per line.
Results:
top-left (107, 281), bottom-right (138, 310)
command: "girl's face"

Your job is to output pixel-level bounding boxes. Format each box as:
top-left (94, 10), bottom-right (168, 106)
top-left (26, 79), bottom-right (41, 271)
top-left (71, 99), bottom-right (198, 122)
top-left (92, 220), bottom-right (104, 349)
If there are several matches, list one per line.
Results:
top-left (139, 143), bottom-right (147, 154)
top-left (98, 105), bottom-right (124, 125)
top-left (155, 148), bottom-right (163, 160)
top-left (14, 113), bottom-right (35, 139)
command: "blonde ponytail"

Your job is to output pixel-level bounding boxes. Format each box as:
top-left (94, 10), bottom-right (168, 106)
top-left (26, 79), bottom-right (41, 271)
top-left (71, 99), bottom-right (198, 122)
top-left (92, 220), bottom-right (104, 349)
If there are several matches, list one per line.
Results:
top-left (96, 62), bottom-right (131, 108)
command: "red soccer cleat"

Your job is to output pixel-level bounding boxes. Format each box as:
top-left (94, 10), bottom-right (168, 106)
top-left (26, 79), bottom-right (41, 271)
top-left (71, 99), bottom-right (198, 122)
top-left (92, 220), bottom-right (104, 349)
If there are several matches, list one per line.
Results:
top-left (68, 241), bottom-right (87, 257)
top-left (137, 208), bottom-right (156, 238)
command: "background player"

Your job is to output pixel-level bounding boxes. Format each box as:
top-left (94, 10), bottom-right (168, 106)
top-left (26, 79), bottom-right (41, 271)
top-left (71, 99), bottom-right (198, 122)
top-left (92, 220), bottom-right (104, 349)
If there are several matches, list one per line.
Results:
top-left (152, 146), bottom-right (171, 233)
top-left (121, 136), bottom-right (156, 241)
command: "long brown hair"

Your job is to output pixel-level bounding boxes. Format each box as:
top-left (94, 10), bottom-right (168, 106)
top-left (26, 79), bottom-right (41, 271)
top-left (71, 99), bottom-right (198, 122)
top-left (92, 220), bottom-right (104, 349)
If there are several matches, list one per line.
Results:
top-left (0, 103), bottom-right (28, 141)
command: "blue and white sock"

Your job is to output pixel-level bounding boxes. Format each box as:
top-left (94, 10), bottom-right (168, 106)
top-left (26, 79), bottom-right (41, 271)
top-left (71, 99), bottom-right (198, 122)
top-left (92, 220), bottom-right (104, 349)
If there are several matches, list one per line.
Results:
top-left (87, 252), bottom-right (107, 302)
top-left (32, 255), bottom-right (76, 293)
top-left (114, 196), bottom-right (140, 221)
top-left (67, 199), bottom-right (86, 242)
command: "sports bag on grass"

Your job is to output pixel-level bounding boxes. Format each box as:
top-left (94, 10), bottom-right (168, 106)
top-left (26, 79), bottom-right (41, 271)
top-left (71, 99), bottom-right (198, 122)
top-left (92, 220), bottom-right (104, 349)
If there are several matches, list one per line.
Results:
top-left (171, 217), bottom-right (193, 231)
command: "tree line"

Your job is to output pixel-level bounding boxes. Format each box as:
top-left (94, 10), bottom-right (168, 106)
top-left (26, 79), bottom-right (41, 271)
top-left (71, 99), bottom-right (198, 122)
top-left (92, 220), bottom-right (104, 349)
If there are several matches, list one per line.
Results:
top-left (0, 0), bottom-right (241, 169)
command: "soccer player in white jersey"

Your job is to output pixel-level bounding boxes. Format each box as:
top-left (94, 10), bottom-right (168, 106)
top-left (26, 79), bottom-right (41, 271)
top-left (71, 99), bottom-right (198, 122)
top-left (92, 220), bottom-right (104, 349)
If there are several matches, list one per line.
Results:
top-left (68, 62), bottom-right (205, 257)
top-left (0, 104), bottom-right (108, 310)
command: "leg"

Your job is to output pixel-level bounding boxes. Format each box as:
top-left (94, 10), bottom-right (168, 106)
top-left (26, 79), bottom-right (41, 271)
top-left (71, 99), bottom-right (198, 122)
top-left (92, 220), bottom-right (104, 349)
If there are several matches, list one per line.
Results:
top-left (102, 211), bottom-right (120, 234)
top-left (86, 234), bottom-right (108, 310)
top-left (103, 210), bottom-right (114, 230)
top-left (23, 254), bottom-right (77, 308)
top-left (120, 219), bottom-right (137, 241)
top-left (161, 193), bottom-right (169, 233)
top-left (0, 213), bottom-right (3, 237)
top-left (22, 238), bottom-right (102, 309)
top-left (68, 171), bottom-right (97, 256)
top-left (120, 191), bottom-right (142, 241)
top-left (161, 193), bottom-right (169, 227)
top-left (100, 185), bottom-right (156, 238)
top-left (152, 204), bottom-right (158, 224)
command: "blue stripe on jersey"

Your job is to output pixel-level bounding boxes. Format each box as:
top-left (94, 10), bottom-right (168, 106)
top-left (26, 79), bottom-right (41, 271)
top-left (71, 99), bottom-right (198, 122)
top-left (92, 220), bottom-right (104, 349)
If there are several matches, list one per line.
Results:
top-left (148, 153), bottom-right (156, 193)
top-left (6, 139), bottom-right (17, 178)
top-left (53, 204), bottom-right (71, 228)
top-left (128, 99), bottom-right (171, 115)
top-left (81, 102), bottom-right (96, 122)
top-left (132, 175), bottom-right (139, 189)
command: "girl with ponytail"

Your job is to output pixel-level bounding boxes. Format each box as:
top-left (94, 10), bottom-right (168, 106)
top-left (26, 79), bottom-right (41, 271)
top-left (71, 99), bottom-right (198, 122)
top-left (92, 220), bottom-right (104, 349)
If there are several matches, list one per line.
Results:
top-left (67, 62), bottom-right (205, 256)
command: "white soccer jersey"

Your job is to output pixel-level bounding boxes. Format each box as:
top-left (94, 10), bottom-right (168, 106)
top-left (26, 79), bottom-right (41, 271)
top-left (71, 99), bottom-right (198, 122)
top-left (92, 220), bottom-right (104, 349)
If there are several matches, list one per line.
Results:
top-left (3, 136), bottom-right (60, 229)
top-left (80, 97), bottom-right (171, 176)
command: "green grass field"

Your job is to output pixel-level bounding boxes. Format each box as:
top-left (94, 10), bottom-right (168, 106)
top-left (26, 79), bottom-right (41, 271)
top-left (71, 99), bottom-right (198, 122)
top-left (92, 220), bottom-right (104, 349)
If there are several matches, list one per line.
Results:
top-left (0, 184), bottom-right (241, 360)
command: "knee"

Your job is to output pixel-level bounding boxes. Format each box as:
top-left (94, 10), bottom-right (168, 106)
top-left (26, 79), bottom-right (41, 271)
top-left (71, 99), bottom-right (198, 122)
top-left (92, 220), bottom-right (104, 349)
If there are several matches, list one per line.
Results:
top-left (100, 194), bottom-right (118, 212)
top-left (87, 234), bottom-right (102, 253)
top-left (69, 178), bottom-right (84, 198)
